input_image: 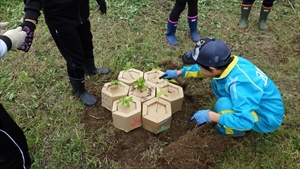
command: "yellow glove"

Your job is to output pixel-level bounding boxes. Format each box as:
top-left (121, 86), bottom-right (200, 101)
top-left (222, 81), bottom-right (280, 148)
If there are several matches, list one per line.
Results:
top-left (0, 22), bottom-right (9, 34)
top-left (3, 27), bottom-right (27, 50)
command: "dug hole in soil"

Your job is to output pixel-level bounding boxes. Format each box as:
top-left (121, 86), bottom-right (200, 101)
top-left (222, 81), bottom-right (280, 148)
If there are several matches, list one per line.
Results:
top-left (81, 60), bottom-right (244, 169)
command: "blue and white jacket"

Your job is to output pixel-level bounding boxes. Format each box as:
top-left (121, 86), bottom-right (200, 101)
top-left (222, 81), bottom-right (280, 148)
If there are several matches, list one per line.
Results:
top-left (181, 56), bottom-right (284, 133)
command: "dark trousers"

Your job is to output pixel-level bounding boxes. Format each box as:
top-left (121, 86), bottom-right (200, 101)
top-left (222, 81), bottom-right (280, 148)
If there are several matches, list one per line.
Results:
top-left (49, 20), bottom-right (94, 79)
top-left (169, 0), bottom-right (198, 21)
top-left (0, 104), bottom-right (31, 169)
top-left (242, 0), bottom-right (275, 7)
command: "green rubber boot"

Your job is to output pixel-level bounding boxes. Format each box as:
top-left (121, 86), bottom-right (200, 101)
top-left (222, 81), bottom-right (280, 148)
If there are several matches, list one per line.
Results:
top-left (259, 6), bottom-right (271, 32)
top-left (238, 4), bottom-right (252, 31)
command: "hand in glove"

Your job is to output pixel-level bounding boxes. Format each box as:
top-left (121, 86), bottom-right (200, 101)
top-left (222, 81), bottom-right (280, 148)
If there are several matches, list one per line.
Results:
top-left (18, 21), bottom-right (36, 52)
top-left (159, 69), bottom-right (178, 79)
top-left (2, 27), bottom-right (27, 50)
top-left (97, 0), bottom-right (107, 14)
top-left (0, 22), bottom-right (10, 34)
top-left (190, 109), bottom-right (211, 125)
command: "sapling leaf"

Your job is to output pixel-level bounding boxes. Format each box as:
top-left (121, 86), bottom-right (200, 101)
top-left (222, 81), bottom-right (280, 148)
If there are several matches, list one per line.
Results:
top-left (151, 67), bottom-right (161, 71)
top-left (156, 87), bottom-right (167, 112)
top-left (117, 96), bottom-right (133, 108)
top-left (110, 80), bottom-right (122, 89)
top-left (127, 96), bottom-right (133, 103)
top-left (133, 77), bottom-right (147, 91)
top-left (161, 78), bottom-right (178, 84)
top-left (169, 79), bottom-right (178, 84)
top-left (156, 87), bottom-right (167, 99)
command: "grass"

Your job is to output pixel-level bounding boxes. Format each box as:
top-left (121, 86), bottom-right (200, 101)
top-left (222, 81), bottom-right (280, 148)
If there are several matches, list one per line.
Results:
top-left (1, 0), bottom-right (300, 168)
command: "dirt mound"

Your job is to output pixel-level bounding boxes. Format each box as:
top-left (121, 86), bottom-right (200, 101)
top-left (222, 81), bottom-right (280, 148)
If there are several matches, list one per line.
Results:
top-left (157, 123), bottom-right (236, 169)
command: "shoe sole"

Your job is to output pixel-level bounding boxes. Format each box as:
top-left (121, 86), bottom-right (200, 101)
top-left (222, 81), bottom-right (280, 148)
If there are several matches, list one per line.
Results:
top-left (164, 38), bottom-right (178, 48)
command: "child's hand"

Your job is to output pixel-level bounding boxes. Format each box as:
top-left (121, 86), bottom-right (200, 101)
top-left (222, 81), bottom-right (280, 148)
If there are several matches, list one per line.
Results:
top-left (190, 109), bottom-right (211, 125)
top-left (2, 27), bottom-right (27, 50)
top-left (159, 69), bottom-right (178, 79)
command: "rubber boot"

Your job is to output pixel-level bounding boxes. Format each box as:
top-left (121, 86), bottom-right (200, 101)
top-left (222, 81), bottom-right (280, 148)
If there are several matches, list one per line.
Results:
top-left (69, 77), bottom-right (97, 106)
top-left (238, 4), bottom-right (252, 31)
top-left (84, 58), bottom-right (110, 75)
top-left (187, 15), bottom-right (201, 42)
top-left (165, 18), bottom-right (179, 47)
top-left (259, 5), bottom-right (271, 32)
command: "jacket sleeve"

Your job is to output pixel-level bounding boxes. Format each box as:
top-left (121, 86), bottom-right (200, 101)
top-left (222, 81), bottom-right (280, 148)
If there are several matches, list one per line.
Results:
top-left (23, 0), bottom-right (43, 21)
top-left (218, 79), bottom-right (263, 131)
top-left (180, 64), bottom-right (206, 78)
top-left (0, 38), bottom-right (10, 57)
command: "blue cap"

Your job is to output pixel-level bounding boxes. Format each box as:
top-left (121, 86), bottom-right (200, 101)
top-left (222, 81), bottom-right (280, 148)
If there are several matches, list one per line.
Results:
top-left (182, 37), bottom-right (231, 67)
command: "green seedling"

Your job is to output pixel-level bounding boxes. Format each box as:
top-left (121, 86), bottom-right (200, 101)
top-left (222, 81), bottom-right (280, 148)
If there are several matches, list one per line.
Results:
top-left (117, 96), bottom-right (133, 108)
top-left (110, 80), bottom-right (123, 89)
top-left (133, 77), bottom-right (147, 92)
top-left (151, 67), bottom-right (162, 71)
top-left (156, 87), bottom-right (167, 112)
top-left (168, 79), bottom-right (178, 84)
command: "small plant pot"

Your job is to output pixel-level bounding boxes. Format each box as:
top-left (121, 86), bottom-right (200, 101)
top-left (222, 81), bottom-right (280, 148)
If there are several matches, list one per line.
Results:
top-left (112, 96), bottom-right (142, 132)
top-left (128, 82), bottom-right (155, 103)
top-left (142, 98), bottom-right (172, 134)
top-left (101, 81), bottom-right (130, 112)
top-left (144, 70), bottom-right (168, 88)
top-left (118, 68), bottom-right (144, 86)
top-left (159, 83), bottom-right (184, 114)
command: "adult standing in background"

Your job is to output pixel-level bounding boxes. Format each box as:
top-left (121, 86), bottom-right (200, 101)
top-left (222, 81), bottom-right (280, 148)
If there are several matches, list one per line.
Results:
top-left (239, 0), bottom-right (275, 32)
top-left (19, 0), bottom-right (109, 106)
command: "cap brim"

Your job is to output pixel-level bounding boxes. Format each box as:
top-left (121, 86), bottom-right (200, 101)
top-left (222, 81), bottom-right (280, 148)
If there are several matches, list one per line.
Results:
top-left (182, 52), bottom-right (198, 64)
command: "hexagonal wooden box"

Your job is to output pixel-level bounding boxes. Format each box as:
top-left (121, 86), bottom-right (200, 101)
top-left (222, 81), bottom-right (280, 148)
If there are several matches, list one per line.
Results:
top-left (144, 70), bottom-right (168, 88)
top-left (112, 96), bottom-right (142, 132)
top-left (101, 81), bottom-right (130, 112)
top-left (142, 98), bottom-right (172, 134)
top-left (118, 68), bottom-right (144, 86)
top-left (158, 83), bottom-right (184, 114)
top-left (128, 82), bottom-right (156, 104)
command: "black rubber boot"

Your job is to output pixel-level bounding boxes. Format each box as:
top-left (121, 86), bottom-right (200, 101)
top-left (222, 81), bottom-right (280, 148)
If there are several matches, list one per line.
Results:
top-left (84, 58), bottom-right (110, 75)
top-left (69, 77), bottom-right (97, 106)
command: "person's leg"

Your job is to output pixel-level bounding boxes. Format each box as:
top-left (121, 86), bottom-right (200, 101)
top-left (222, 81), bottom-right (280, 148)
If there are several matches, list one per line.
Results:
top-left (259, 0), bottom-right (275, 32)
top-left (239, 0), bottom-right (255, 31)
top-left (187, 0), bottom-right (200, 42)
top-left (0, 104), bottom-right (32, 169)
top-left (214, 97), bottom-right (246, 137)
top-left (165, 0), bottom-right (186, 47)
top-left (76, 20), bottom-right (109, 75)
top-left (49, 27), bottom-right (97, 106)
